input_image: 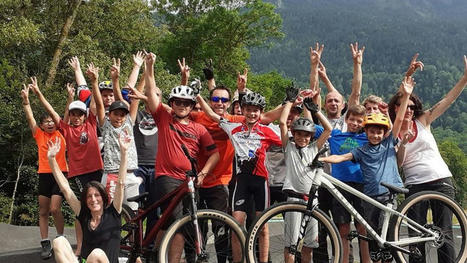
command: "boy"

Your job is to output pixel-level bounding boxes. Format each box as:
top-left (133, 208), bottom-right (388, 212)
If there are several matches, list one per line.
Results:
top-left (320, 76), bottom-right (415, 262)
top-left (279, 93), bottom-right (332, 263)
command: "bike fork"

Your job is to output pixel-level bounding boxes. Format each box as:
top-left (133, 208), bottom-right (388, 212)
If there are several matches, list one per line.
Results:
top-left (188, 179), bottom-right (204, 255)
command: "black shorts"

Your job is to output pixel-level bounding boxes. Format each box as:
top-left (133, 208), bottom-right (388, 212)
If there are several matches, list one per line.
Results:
top-left (199, 185), bottom-right (229, 213)
top-left (331, 182), bottom-right (365, 225)
top-left (270, 185), bottom-right (287, 205)
top-left (38, 173), bottom-right (64, 198)
top-left (152, 175), bottom-right (191, 229)
top-left (231, 174), bottom-right (269, 212)
top-left (70, 170), bottom-right (103, 197)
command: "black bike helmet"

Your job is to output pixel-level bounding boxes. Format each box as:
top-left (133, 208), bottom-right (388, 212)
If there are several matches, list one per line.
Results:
top-left (241, 92), bottom-right (266, 110)
top-left (292, 117), bottom-right (316, 133)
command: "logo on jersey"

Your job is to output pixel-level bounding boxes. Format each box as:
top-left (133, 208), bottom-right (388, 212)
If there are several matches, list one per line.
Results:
top-left (339, 137), bottom-right (360, 153)
top-left (138, 114), bottom-right (158, 136)
top-left (79, 131), bottom-right (88, 144)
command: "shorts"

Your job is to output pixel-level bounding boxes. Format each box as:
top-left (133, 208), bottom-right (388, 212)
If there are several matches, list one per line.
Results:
top-left (331, 182), bottom-right (365, 225)
top-left (152, 175), bottom-right (190, 229)
top-left (134, 165), bottom-right (155, 194)
top-left (101, 171), bottom-right (141, 211)
top-left (270, 185), bottom-right (287, 205)
top-left (284, 197), bottom-right (318, 248)
top-left (199, 185), bottom-right (229, 212)
top-left (38, 173), bottom-right (64, 198)
top-left (71, 170), bottom-right (103, 198)
top-left (231, 174), bottom-right (269, 212)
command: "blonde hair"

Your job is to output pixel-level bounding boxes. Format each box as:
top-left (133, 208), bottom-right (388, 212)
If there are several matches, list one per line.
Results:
top-left (363, 95), bottom-right (383, 107)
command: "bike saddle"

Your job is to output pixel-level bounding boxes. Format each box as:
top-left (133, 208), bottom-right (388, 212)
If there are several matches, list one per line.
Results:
top-left (381, 182), bottom-right (409, 194)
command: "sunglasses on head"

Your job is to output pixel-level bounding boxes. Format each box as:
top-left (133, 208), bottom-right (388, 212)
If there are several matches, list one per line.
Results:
top-left (211, 96), bottom-right (230, 103)
top-left (173, 99), bottom-right (193, 107)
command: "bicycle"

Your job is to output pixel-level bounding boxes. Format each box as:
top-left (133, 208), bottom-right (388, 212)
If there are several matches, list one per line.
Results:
top-left (120, 145), bottom-right (246, 262)
top-left (246, 147), bottom-right (467, 263)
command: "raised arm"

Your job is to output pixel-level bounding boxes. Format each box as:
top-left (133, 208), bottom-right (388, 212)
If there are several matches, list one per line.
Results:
top-left (304, 97), bottom-right (331, 148)
top-left (68, 56), bottom-right (87, 86)
top-left (393, 76), bottom-right (415, 138)
top-left (420, 55), bottom-right (467, 126)
top-left (128, 68), bottom-right (146, 122)
top-left (86, 63), bottom-right (106, 125)
top-left (320, 152), bottom-right (353, 164)
top-left (196, 94), bottom-right (221, 123)
top-left (397, 130), bottom-right (414, 168)
top-left (63, 83), bottom-right (75, 124)
top-left (29, 77), bottom-right (61, 125)
top-left (349, 42), bottom-right (365, 107)
top-left (279, 101), bottom-right (292, 147)
top-left (113, 130), bottom-right (130, 213)
top-left (405, 53), bottom-right (424, 78)
top-left (20, 84), bottom-right (38, 134)
top-left (126, 51), bottom-right (145, 90)
top-left (178, 58), bottom-right (190, 86)
top-left (110, 58), bottom-right (124, 102)
top-left (144, 53), bottom-right (160, 113)
top-left (309, 43), bottom-right (323, 92)
top-left (203, 59), bottom-right (216, 91)
top-left (47, 138), bottom-right (80, 214)
top-left (237, 68), bottom-right (248, 94)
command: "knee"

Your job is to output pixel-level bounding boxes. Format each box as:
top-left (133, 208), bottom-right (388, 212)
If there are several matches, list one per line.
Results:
top-left (87, 248), bottom-right (109, 263)
top-left (52, 236), bottom-right (69, 251)
top-left (39, 207), bottom-right (50, 217)
top-left (49, 207), bottom-right (62, 216)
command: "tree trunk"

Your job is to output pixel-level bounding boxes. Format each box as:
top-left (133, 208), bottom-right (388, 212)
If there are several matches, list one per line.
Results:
top-left (8, 132), bottom-right (25, 224)
top-left (45, 0), bottom-right (82, 89)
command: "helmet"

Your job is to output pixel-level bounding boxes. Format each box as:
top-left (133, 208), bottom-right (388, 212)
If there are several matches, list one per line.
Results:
top-left (241, 92), bottom-right (266, 110)
top-left (363, 113), bottom-right (390, 129)
top-left (292, 117), bottom-right (316, 133)
top-left (168, 85), bottom-right (196, 102)
top-left (99, 80), bottom-right (113, 90)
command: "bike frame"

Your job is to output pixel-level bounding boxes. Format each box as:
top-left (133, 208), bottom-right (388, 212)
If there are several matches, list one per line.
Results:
top-left (308, 170), bottom-right (439, 252)
top-left (121, 176), bottom-right (200, 255)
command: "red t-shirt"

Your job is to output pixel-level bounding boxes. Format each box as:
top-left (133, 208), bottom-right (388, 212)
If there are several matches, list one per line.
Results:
top-left (152, 105), bottom-right (218, 181)
top-left (58, 113), bottom-right (103, 178)
top-left (190, 112), bottom-right (244, 187)
top-left (33, 128), bottom-right (68, 173)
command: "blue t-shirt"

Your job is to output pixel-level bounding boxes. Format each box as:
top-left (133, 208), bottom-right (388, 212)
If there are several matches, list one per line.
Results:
top-left (351, 133), bottom-right (403, 196)
top-left (328, 130), bottom-right (368, 183)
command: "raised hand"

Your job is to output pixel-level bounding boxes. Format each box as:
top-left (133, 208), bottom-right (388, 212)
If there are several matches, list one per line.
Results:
top-left (405, 53), bottom-right (424, 77)
top-left (118, 128), bottom-right (132, 152)
top-left (401, 129), bottom-right (414, 146)
top-left (203, 59), bottom-right (214, 80)
top-left (66, 83), bottom-right (75, 100)
top-left (178, 57), bottom-right (190, 82)
top-left (350, 42), bottom-right (365, 65)
top-left (110, 58), bottom-right (121, 80)
top-left (86, 63), bottom-right (99, 82)
top-left (127, 86), bottom-right (147, 101)
top-left (303, 97), bottom-right (319, 114)
top-left (68, 56), bottom-right (81, 71)
top-left (20, 84), bottom-right (30, 102)
top-left (318, 61), bottom-right (327, 79)
top-left (310, 42), bottom-right (324, 66)
top-left (145, 52), bottom-right (156, 68)
top-left (400, 75), bottom-right (415, 95)
top-left (237, 68), bottom-right (248, 92)
top-left (133, 51), bottom-right (145, 67)
top-left (28, 76), bottom-right (40, 94)
top-left (285, 85), bottom-right (300, 102)
top-left (47, 137), bottom-right (61, 159)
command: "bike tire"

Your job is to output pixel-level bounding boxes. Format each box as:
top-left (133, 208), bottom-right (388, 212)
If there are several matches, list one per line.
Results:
top-left (159, 209), bottom-right (247, 263)
top-left (119, 204), bottom-right (138, 263)
top-left (245, 202), bottom-right (342, 263)
top-left (389, 191), bottom-right (467, 263)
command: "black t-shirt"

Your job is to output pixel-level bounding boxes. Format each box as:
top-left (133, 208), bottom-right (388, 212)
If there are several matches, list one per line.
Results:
top-left (134, 110), bottom-right (158, 166)
top-left (78, 204), bottom-right (121, 263)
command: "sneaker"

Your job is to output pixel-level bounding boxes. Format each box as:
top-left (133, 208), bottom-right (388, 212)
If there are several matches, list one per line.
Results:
top-left (40, 239), bottom-right (52, 260)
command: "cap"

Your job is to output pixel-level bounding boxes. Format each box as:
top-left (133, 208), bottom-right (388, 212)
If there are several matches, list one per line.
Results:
top-left (68, 100), bottom-right (87, 113)
top-left (108, 101), bottom-right (129, 113)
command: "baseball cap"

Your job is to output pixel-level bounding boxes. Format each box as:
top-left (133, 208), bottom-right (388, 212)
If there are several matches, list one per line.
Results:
top-left (68, 100), bottom-right (87, 113)
top-left (108, 101), bottom-right (129, 113)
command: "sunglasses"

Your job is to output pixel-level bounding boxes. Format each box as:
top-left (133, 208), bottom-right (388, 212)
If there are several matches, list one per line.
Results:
top-left (396, 103), bottom-right (416, 111)
top-left (211, 96), bottom-right (230, 103)
top-left (173, 99), bottom-right (193, 107)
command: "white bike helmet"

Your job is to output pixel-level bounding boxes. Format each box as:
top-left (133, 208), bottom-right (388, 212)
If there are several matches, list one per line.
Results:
top-left (241, 92), bottom-right (266, 110)
top-left (292, 117), bottom-right (316, 133)
top-left (168, 85), bottom-right (196, 103)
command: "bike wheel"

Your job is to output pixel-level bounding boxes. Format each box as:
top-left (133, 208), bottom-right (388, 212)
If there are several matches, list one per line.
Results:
top-left (159, 209), bottom-right (246, 263)
top-left (389, 191), bottom-right (467, 263)
top-left (119, 204), bottom-right (138, 263)
top-left (245, 202), bottom-right (342, 263)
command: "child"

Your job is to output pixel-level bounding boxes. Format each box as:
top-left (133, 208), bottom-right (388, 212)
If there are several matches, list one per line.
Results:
top-left (320, 76), bottom-right (415, 262)
top-left (20, 80), bottom-right (68, 260)
top-left (280, 95), bottom-right (332, 263)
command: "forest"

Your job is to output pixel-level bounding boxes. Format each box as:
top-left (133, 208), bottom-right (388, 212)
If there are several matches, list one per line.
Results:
top-left (0, 0), bottom-right (465, 226)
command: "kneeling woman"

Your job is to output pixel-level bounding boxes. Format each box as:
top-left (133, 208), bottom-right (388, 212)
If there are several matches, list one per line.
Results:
top-left (47, 133), bottom-right (131, 263)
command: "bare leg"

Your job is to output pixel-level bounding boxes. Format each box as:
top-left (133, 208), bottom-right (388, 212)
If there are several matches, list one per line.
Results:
top-left (50, 195), bottom-right (64, 235)
top-left (232, 211), bottom-right (247, 262)
top-left (256, 211), bottom-right (269, 262)
top-left (86, 248), bottom-right (110, 263)
top-left (338, 223), bottom-right (351, 263)
top-left (53, 236), bottom-right (78, 263)
top-left (284, 247), bottom-right (294, 263)
top-left (356, 222), bottom-right (370, 263)
top-left (168, 233), bottom-right (185, 263)
top-left (301, 246), bottom-right (313, 262)
top-left (39, 195), bottom-right (51, 239)
top-left (75, 220), bottom-right (82, 256)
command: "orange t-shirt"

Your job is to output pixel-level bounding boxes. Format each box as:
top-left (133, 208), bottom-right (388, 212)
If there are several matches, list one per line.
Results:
top-left (190, 112), bottom-right (245, 188)
top-left (33, 128), bottom-right (68, 173)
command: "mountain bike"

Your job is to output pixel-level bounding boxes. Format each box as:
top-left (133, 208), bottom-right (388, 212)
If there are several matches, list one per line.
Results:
top-left (120, 145), bottom-right (246, 262)
top-left (245, 147), bottom-right (467, 263)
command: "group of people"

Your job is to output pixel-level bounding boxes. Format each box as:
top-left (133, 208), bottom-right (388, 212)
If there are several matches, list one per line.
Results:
top-left (21, 43), bottom-right (467, 263)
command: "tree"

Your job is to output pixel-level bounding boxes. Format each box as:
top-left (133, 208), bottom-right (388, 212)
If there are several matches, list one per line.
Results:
top-left (438, 140), bottom-right (467, 206)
